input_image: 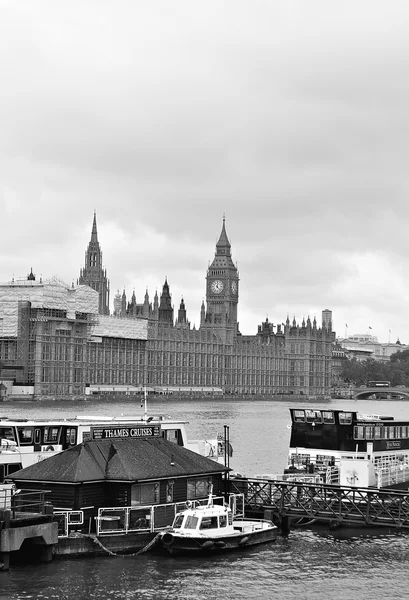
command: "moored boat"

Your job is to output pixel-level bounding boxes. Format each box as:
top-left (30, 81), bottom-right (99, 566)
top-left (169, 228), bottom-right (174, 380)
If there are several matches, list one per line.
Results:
top-left (157, 492), bottom-right (277, 555)
top-left (0, 413), bottom-right (232, 484)
top-left (286, 407), bottom-right (409, 489)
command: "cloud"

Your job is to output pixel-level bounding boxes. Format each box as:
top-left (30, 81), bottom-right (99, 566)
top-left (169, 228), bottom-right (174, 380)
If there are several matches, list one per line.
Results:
top-left (1, 1), bottom-right (409, 342)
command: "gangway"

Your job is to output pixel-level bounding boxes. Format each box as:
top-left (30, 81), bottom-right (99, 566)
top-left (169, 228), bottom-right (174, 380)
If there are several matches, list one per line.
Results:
top-left (230, 476), bottom-right (409, 530)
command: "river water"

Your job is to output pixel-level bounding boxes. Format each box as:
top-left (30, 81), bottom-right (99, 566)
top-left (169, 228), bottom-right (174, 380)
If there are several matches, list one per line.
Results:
top-left (1, 396), bottom-right (409, 600)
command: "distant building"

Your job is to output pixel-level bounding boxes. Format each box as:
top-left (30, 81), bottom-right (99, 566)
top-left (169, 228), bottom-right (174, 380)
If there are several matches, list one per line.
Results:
top-left (337, 334), bottom-right (407, 362)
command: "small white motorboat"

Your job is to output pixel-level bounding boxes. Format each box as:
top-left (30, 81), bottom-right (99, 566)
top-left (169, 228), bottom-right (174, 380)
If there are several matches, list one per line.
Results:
top-left (157, 493), bottom-right (277, 555)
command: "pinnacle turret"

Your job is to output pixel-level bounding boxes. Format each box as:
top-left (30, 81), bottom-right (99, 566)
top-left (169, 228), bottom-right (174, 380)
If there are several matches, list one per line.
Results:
top-left (91, 210), bottom-right (98, 243)
top-left (78, 212), bottom-right (110, 315)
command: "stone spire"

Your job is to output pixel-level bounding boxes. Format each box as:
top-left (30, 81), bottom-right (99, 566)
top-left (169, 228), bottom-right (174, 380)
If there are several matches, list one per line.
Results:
top-left (215, 215), bottom-right (232, 256)
top-left (91, 210), bottom-right (98, 244)
top-left (158, 278), bottom-right (173, 325)
top-left (78, 212), bottom-right (110, 315)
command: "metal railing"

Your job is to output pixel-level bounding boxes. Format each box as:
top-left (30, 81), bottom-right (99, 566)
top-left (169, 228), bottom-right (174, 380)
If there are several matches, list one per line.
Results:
top-left (0, 487), bottom-right (49, 517)
top-left (376, 465), bottom-right (409, 488)
top-left (230, 476), bottom-right (409, 529)
top-left (53, 494), bottom-right (243, 537)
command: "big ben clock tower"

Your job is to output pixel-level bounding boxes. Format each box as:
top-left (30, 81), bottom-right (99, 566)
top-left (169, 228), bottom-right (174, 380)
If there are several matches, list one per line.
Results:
top-left (203, 217), bottom-right (239, 342)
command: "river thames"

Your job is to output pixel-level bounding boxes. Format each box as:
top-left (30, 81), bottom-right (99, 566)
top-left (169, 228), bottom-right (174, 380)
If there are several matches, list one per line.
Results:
top-left (1, 396), bottom-right (409, 600)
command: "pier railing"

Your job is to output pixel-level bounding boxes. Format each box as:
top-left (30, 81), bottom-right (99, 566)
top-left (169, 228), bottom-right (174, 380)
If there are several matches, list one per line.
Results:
top-left (55, 493), bottom-right (245, 537)
top-left (0, 487), bottom-right (49, 517)
top-left (230, 476), bottom-right (409, 529)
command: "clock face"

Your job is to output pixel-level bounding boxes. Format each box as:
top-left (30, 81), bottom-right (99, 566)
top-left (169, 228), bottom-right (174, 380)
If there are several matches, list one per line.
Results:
top-left (211, 280), bottom-right (224, 294)
top-left (231, 281), bottom-right (238, 294)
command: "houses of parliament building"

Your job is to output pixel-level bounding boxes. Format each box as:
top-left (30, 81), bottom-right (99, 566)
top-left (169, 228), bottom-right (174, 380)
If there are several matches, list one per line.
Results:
top-left (0, 213), bottom-right (335, 400)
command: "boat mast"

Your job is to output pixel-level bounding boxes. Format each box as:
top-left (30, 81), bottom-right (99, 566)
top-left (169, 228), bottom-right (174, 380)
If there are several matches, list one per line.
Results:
top-left (142, 386), bottom-right (148, 422)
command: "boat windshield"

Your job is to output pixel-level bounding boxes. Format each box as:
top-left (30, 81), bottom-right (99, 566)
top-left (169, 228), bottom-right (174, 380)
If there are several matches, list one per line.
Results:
top-left (200, 516), bottom-right (218, 530)
top-left (0, 427), bottom-right (15, 442)
top-left (173, 514), bottom-right (184, 529)
top-left (184, 515), bottom-right (199, 530)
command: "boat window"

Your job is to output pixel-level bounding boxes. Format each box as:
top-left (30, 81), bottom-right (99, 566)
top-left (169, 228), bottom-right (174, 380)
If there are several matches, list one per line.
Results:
top-left (305, 410), bottom-right (322, 424)
top-left (354, 426), bottom-right (364, 440)
top-left (187, 477), bottom-right (212, 500)
top-left (17, 427), bottom-right (33, 444)
top-left (200, 516), bottom-right (218, 530)
top-left (163, 429), bottom-right (182, 446)
top-left (339, 412), bottom-right (352, 425)
top-left (293, 410), bottom-right (305, 423)
top-left (184, 515), bottom-right (199, 530)
top-left (219, 514), bottom-right (227, 528)
top-left (34, 428), bottom-right (41, 445)
top-left (6, 463), bottom-right (23, 475)
top-left (44, 426), bottom-right (61, 443)
top-left (0, 427), bottom-right (15, 442)
top-left (402, 426), bottom-right (408, 439)
top-left (322, 411), bottom-right (335, 424)
top-left (173, 514), bottom-right (184, 529)
top-left (374, 427), bottom-right (381, 440)
top-left (65, 428), bottom-right (77, 446)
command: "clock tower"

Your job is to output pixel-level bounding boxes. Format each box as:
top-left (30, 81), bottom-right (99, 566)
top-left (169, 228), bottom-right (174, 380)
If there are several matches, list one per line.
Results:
top-left (203, 217), bottom-right (239, 342)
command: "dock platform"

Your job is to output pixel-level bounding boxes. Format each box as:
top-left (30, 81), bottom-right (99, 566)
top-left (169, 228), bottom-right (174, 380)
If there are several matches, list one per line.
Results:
top-left (0, 490), bottom-right (58, 571)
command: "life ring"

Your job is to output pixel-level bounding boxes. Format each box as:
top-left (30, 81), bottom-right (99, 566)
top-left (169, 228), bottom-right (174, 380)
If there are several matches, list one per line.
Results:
top-left (185, 500), bottom-right (193, 508)
top-left (45, 445), bottom-right (54, 451)
top-left (134, 517), bottom-right (147, 529)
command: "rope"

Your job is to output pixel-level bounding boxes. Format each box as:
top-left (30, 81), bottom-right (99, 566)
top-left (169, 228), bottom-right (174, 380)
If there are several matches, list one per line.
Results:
top-left (76, 532), bottom-right (161, 558)
top-left (135, 532), bottom-right (162, 555)
top-left (89, 534), bottom-right (118, 556)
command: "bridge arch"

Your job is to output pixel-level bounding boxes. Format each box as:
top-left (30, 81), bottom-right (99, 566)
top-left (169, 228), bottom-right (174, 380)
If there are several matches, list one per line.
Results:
top-left (354, 387), bottom-right (409, 399)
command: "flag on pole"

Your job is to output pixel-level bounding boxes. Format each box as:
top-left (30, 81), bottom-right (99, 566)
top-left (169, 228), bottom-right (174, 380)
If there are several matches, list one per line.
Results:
top-left (368, 326), bottom-right (372, 329)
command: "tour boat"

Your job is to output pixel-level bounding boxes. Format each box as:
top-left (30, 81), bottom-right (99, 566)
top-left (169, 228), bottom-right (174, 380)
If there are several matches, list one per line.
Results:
top-left (0, 413), bottom-right (231, 484)
top-left (157, 492), bottom-right (277, 555)
top-left (286, 408), bottom-right (409, 489)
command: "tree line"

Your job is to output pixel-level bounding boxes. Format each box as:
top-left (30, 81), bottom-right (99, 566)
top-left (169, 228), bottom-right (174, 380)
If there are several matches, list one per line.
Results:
top-left (340, 349), bottom-right (409, 387)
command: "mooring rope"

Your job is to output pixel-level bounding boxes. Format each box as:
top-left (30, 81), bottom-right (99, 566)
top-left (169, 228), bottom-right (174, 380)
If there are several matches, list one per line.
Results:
top-left (89, 534), bottom-right (118, 556)
top-left (76, 532), bottom-right (161, 558)
top-left (136, 532), bottom-right (162, 555)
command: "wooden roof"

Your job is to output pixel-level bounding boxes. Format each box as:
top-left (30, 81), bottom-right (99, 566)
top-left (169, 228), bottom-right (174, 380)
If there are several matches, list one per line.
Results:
top-left (9, 437), bottom-right (229, 484)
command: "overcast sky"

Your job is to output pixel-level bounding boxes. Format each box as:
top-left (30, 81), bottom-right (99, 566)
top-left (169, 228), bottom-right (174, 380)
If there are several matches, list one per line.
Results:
top-left (1, 0), bottom-right (409, 344)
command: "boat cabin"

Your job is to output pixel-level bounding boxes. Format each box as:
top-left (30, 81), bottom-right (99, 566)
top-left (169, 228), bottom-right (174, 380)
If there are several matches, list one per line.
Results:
top-left (172, 501), bottom-right (233, 536)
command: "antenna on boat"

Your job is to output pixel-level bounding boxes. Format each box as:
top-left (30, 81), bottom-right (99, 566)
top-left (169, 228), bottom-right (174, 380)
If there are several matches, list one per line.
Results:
top-left (142, 386), bottom-right (148, 422)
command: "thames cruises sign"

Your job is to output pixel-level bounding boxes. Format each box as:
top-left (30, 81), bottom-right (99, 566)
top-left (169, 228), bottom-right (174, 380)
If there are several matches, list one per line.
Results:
top-left (91, 425), bottom-right (161, 440)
